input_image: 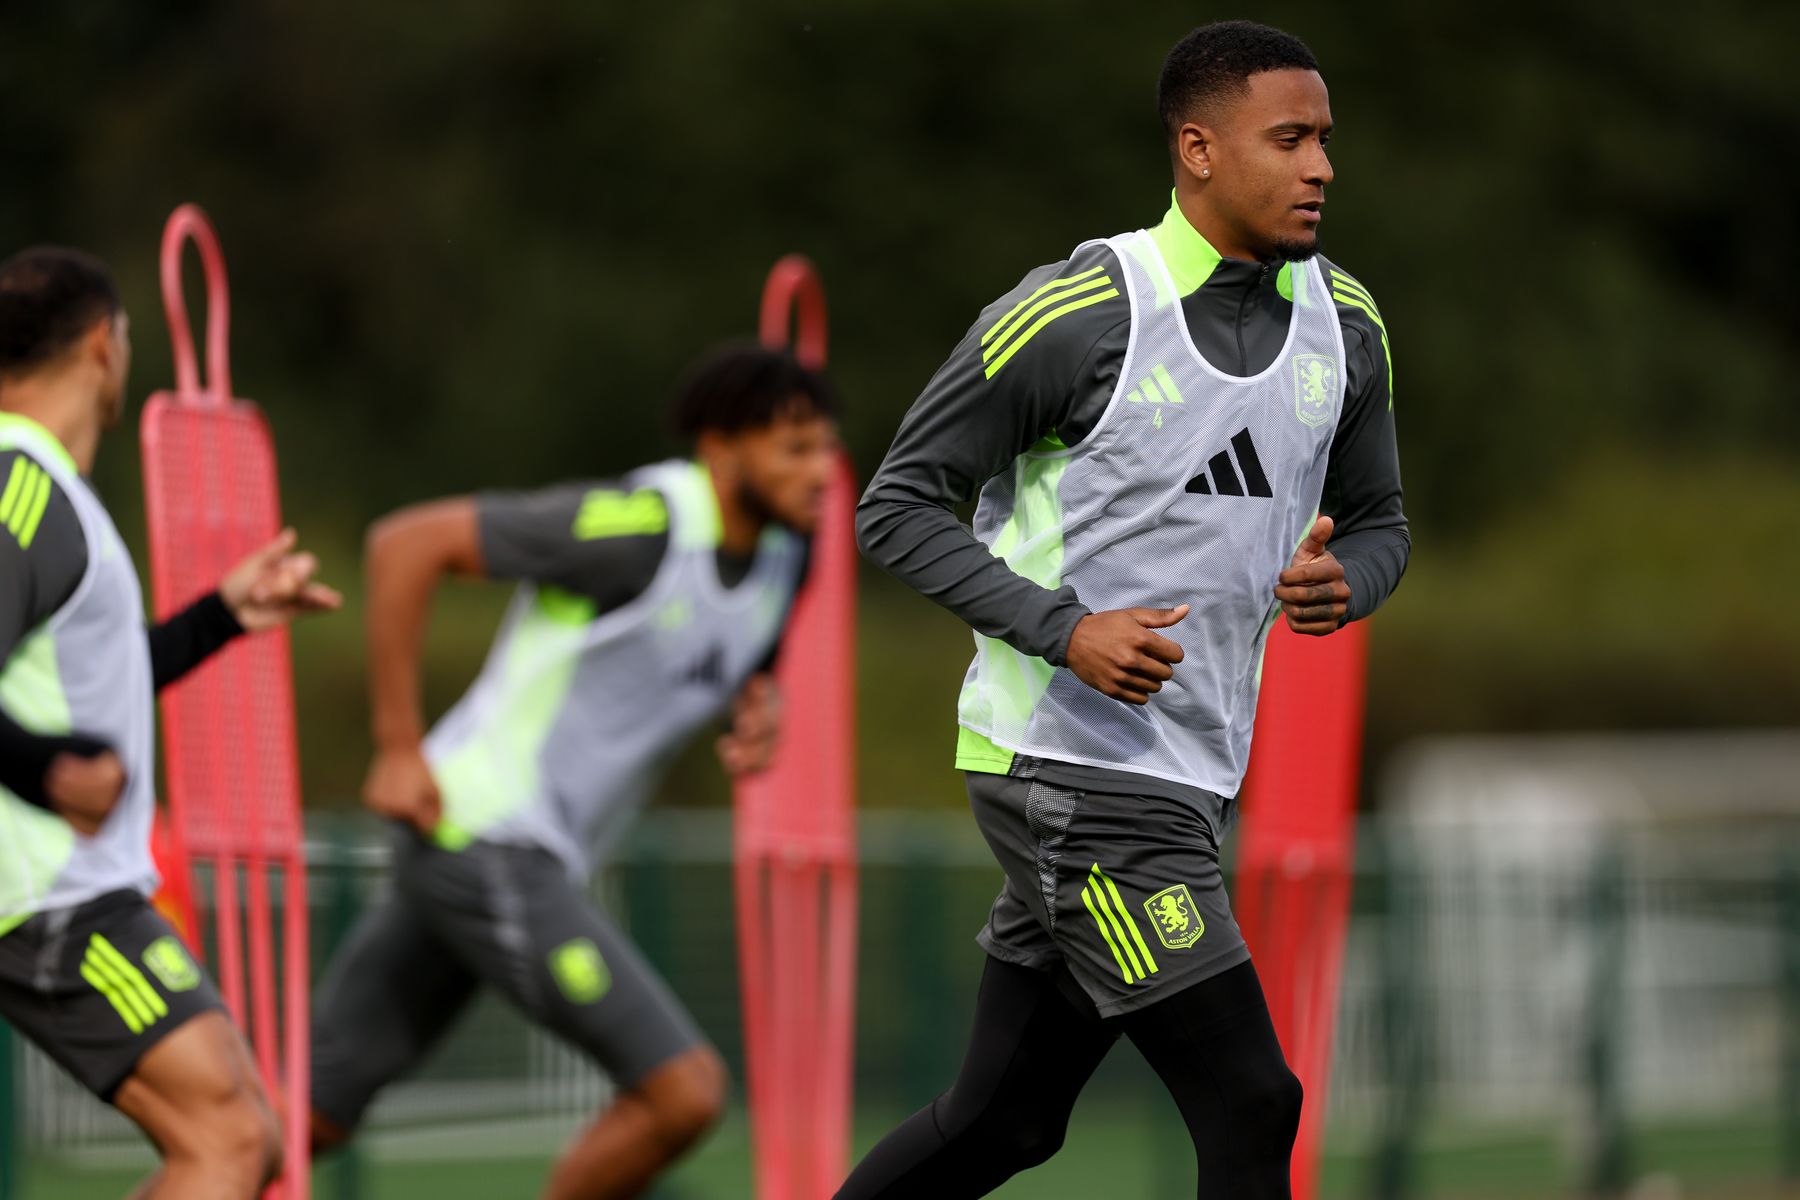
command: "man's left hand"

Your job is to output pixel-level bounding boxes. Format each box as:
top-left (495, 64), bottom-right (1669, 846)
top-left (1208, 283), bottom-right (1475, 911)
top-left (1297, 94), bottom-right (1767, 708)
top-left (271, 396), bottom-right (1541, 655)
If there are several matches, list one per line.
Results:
top-left (220, 528), bottom-right (343, 633)
top-left (717, 673), bottom-right (781, 776)
top-left (1274, 515), bottom-right (1350, 636)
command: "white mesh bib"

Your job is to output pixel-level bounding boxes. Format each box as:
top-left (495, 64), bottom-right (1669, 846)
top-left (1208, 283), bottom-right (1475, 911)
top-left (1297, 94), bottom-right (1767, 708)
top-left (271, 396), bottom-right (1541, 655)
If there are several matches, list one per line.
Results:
top-left (427, 460), bottom-right (805, 876)
top-left (0, 417), bottom-right (158, 921)
top-left (958, 230), bottom-right (1346, 796)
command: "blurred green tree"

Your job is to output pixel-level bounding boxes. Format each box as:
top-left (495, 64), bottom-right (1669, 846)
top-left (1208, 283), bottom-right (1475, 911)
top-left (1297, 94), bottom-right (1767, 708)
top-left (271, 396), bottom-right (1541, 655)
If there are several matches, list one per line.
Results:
top-left (3, 0), bottom-right (1793, 805)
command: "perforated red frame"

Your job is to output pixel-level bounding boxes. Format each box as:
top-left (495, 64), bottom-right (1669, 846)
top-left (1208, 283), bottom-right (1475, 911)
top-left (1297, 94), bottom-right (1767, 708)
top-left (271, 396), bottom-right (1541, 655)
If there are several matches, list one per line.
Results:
top-left (1234, 619), bottom-right (1370, 1200)
top-left (733, 254), bottom-right (859, 1199)
top-left (140, 204), bottom-right (310, 1200)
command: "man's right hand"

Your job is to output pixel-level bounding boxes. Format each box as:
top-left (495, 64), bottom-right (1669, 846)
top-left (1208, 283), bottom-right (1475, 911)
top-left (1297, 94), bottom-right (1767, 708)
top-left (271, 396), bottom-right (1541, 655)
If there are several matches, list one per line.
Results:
top-left (45, 751), bottom-right (126, 836)
top-left (362, 745), bottom-right (443, 836)
top-left (1064, 605), bottom-right (1190, 705)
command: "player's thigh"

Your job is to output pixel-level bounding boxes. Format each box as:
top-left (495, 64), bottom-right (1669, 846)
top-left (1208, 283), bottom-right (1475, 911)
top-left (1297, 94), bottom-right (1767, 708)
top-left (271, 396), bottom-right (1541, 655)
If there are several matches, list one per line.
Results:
top-left (310, 881), bottom-right (478, 1130)
top-left (112, 1009), bottom-right (276, 1160)
top-left (976, 874), bottom-right (1063, 976)
top-left (0, 890), bottom-right (227, 1104)
top-left (534, 901), bottom-right (709, 1090)
top-left (1043, 784), bottom-right (1250, 1019)
top-left (965, 772), bottom-right (1071, 972)
top-left (424, 842), bottom-right (710, 1089)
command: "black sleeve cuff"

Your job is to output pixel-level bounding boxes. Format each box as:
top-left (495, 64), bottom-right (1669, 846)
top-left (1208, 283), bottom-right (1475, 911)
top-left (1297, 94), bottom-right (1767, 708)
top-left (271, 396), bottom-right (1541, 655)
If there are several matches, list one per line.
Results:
top-left (0, 709), bottom-right (112, 810)
top-left (149, 591), bottom-right (246, 692)
top-left (1033, 595), bottom-right (1091, 667)
top-left (1334, 528), bottom-right (1411, 624)
top-left (193, 591), bottom-right (246, 638)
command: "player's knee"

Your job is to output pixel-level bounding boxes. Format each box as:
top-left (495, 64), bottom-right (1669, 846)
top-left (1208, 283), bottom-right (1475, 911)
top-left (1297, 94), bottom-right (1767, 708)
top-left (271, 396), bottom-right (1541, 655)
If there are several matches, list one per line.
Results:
top-left (231, 1089), bottom-right (284, 1186)
top-left (1243, 1062), bottom-right (1304, 1149)
top-left (662, 1048), bottom-right (729, 1140)
top-left (640, 1046), bottom-right (728, 1148)
top-left (938, 1091), bottom-right (1067, 1171)
top-left (189, 1083), bottom-right (283, 1187)
top-left (253, 1096), bottom-right (286, 1187)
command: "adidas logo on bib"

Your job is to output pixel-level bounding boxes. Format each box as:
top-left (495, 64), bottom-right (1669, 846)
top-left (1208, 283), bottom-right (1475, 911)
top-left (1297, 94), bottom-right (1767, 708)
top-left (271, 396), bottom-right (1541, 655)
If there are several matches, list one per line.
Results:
top-left (1185, 428), bottom-right (1272, 498)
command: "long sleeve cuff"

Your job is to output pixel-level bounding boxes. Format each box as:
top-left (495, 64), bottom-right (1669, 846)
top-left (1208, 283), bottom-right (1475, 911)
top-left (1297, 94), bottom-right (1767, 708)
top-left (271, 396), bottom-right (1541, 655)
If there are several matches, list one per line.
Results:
top-left (149, 591), bottom-right (246, 692)
top-left (1036, 596), bottom-right (1089, 667)
top-left (858, 494), bottom-right (1090, 665)
top-left (1334, 527), bottom-right (1412, 623)
top-left (0, 708), bottom-right (112, 810)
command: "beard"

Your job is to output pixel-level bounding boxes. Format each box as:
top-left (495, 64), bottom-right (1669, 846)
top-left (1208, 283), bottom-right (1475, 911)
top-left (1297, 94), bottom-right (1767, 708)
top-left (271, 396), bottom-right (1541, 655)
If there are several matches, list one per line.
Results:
top-left (736, 476), bottom-right (782, 530)
top-left (1271, 232), bottom-right (1322, 263)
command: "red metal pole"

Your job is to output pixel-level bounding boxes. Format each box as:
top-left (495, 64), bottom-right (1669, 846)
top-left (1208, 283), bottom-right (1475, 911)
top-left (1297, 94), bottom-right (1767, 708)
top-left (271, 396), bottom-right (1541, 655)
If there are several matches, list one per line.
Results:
top-left (1233, 619), bottom-right (1369, 1200)
top-left (736, 255), bottom-right (858, 1198)
top-left (144, 204), bottom-right (311, 1200)
top-left (158, 204), bottom-right (232, 404)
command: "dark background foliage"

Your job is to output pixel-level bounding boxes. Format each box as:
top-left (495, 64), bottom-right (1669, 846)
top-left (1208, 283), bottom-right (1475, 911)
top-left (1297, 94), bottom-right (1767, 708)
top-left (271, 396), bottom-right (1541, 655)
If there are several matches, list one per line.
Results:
top-left (4, 1), bottom-right (1793, 806)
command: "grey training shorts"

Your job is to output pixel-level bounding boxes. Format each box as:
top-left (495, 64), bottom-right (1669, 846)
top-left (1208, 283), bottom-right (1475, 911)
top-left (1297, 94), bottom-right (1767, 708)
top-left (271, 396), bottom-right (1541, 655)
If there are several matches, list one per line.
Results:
top-left (969, 770), bottom-right (1251, 1018)
top-left (0, 889), bottom-right (224, 1100)
top-left (311, 832), bottom-right (706, 1131)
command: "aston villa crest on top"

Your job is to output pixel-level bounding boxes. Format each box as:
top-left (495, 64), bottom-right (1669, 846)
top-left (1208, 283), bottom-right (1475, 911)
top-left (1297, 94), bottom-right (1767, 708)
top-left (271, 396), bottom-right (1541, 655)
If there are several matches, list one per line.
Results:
top-left (1292, 354), bottom-right (1337, 429)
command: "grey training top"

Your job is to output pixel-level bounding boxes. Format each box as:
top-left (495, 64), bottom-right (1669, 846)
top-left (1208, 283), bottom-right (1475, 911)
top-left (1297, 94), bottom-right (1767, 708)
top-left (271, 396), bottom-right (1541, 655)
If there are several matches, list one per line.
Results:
top-left (476, 477), bottom-right (801, 670)
top-left (0, 424), bottom-right (243, 869)
top-left (857, 196), bottom-right (1408, 800)
top-left (427, 462), bottom-right (808, 877)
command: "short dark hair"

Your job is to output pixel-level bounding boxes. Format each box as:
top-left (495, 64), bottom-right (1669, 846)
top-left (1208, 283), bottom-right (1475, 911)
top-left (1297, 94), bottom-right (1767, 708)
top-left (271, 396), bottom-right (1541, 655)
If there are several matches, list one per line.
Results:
top-left (670, 342), bottom-right (838, 439)
top-left (1158, 21), bottom-right (1320, 139)
top-left (0, 246), bottom-right (122, 375)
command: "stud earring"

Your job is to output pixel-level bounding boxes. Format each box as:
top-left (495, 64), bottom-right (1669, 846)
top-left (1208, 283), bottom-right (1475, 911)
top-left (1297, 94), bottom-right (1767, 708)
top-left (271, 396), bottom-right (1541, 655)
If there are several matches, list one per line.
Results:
top-left (1202, 168), bottom-right (1211, 177)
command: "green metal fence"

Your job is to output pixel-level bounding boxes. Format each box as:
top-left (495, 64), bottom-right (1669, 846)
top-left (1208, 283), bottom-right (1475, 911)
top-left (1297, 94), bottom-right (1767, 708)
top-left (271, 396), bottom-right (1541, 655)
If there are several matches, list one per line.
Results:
top-left (3, 810), bottom-right (1796, 1200)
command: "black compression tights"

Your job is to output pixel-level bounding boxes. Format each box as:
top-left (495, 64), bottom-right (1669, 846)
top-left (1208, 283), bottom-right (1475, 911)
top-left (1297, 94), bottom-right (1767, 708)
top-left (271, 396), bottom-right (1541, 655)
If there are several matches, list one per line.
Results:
top-left (834, 957), bottom-right (1302, 1199)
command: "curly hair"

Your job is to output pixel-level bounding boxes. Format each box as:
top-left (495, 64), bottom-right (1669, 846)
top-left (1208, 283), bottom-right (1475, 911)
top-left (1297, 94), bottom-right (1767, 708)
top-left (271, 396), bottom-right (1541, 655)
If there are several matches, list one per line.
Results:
top-left (669, 342), bottom-right (838, 440)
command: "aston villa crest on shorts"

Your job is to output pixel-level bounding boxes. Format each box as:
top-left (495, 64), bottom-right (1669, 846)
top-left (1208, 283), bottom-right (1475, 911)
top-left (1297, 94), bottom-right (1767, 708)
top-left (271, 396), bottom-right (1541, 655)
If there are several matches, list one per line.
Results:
top-left (143, 935), bottom-right (201, 993)
top-left (1143, 883), bottom-right (1206, 950)
top-left (549, 937), bottom-right (611, 1005)
top-left (1293, 354), bottom-right (1337, 429)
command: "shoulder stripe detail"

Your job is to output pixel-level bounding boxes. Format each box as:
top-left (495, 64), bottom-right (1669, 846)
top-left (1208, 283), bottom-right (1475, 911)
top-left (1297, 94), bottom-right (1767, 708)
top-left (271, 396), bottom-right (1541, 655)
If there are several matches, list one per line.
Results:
top-left (572, 487), bottom-right (669, 541)
top-left (982, 273), bottom-right (1116, 367)
top-left (1331, 288), bottom-right (1385, 332)
top-left (15, 467), bottom-right (51, 548)
top-left (1, 459), bottom-right (52, 549)
top-left (982, 265), bottom-right (1106, 346)
top-left (983, 286), bottom-right (1121, 380)
top-left (0, 457), bottom-right (30, 525)
top-left (1328, 270), bottom-right (1381, 312)
top-left (1331, 289), bottom-right (1395, 411)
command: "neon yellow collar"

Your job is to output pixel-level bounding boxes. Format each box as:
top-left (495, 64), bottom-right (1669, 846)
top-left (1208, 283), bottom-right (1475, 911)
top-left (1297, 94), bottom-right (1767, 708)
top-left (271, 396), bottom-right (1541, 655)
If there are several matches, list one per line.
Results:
top-left (1147, 191), bottom-right (1294, 301)
top-left (1148, 191), bottom-right (1224, 295)
top-left (0, 412), bottom-right (78, 474)
top-left (686, 460), bottom-right (725, 549)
